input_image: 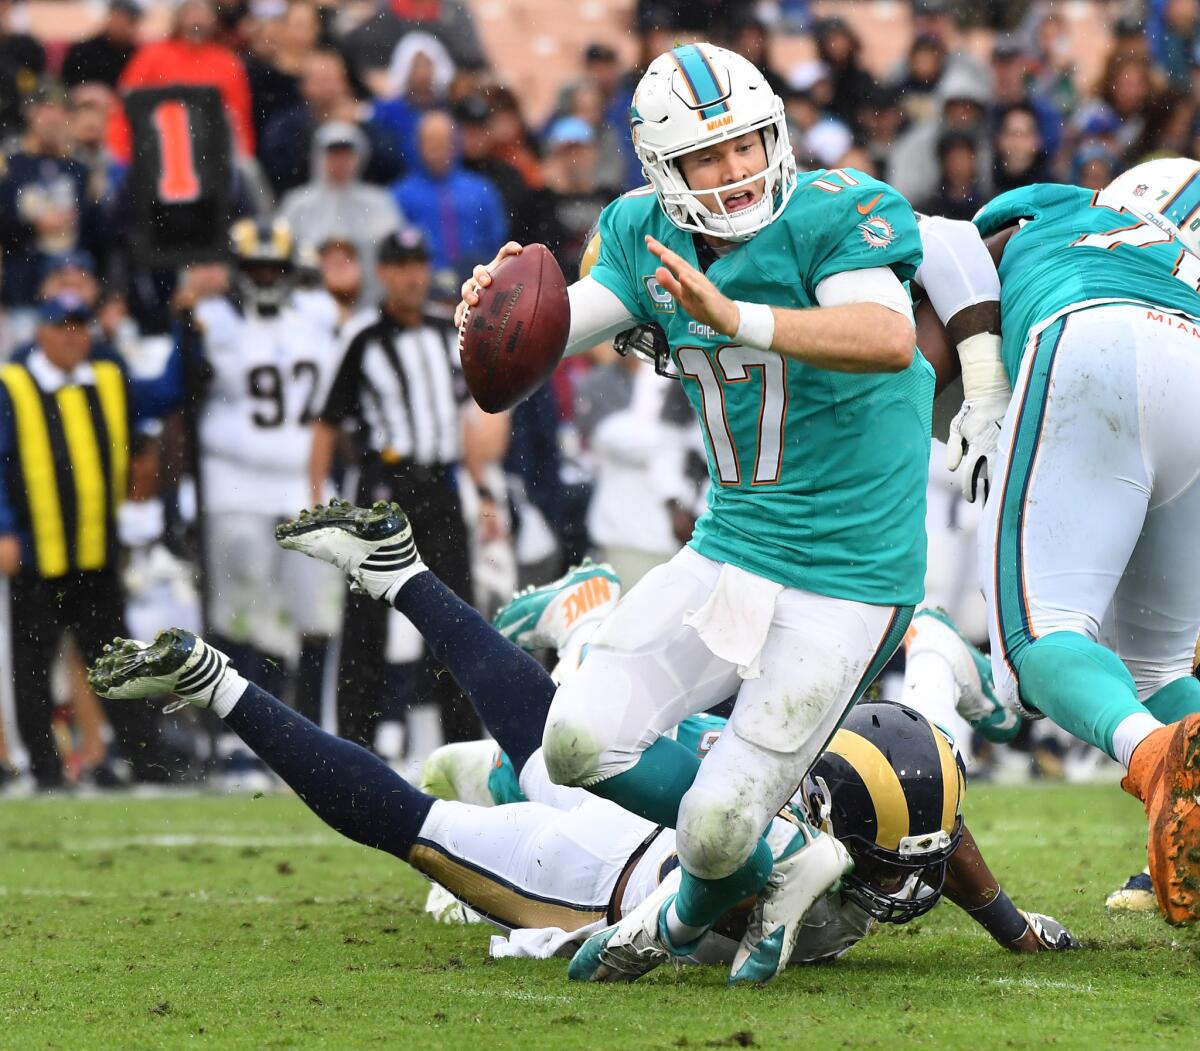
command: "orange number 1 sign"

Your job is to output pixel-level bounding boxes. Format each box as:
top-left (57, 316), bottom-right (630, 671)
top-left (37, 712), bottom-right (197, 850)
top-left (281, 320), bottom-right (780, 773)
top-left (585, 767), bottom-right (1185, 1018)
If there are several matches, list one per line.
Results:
top-left (152, 100), bottom-right (201, 204)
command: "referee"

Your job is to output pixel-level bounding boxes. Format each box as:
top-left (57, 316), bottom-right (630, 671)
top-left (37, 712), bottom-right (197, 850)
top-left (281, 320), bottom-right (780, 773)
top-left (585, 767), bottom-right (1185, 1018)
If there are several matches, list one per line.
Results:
top-left (310, 229), bottom-right (479, 751)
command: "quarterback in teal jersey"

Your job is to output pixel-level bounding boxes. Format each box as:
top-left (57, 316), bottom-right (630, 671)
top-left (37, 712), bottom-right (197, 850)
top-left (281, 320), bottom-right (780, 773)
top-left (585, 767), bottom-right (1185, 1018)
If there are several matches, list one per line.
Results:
top-left (915, 158), bottom-right (1200, 927)
top-left (457, 42), bottom-right (931, 984)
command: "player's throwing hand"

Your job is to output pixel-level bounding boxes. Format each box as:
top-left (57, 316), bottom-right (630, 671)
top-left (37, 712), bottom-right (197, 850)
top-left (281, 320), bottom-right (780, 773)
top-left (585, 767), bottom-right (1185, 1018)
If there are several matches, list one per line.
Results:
top-left (645, 235), bottom-right (740, 338)
top-left (455, 241), bottom-right (524, 328)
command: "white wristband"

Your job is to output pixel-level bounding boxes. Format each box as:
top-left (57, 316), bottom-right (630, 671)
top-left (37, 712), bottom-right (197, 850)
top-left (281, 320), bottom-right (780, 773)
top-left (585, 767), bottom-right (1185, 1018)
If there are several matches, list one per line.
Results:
top-left (956, 332), bottom-right (1009, 401)
top-left (734, 301), bottom-right (776, 351)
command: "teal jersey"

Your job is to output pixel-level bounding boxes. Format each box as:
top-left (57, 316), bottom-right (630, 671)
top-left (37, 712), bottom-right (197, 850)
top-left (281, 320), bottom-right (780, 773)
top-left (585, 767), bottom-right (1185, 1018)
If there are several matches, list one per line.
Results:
top-left (589, 170), bottom-right (933, 604)
top-left (486, 714), bottom-right (730, 806)
top-left (974, 182), bottom-right (1200, 386)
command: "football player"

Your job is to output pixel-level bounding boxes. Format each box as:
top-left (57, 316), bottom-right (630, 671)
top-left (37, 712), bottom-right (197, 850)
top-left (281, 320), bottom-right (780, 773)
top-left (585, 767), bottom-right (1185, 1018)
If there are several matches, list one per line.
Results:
top-left (88, 501), bottom-right (1076, 969)
top-left (910, 158), bottom-right (1200, 926)
top-left (190, 218), bottom-right (344, 711)
top-left (457, 41), bottom-right (932, 985)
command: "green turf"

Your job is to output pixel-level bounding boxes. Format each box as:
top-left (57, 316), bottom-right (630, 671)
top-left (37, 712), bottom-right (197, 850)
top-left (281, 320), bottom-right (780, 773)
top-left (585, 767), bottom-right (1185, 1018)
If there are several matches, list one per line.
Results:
top-left (0, 783), bottom-right (1195, 1050)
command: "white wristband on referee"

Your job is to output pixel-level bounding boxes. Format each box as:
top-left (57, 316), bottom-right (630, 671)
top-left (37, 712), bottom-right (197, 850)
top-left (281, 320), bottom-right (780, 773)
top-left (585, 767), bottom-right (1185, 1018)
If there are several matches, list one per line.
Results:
top-left (734, 301), bottom-right (775, 351)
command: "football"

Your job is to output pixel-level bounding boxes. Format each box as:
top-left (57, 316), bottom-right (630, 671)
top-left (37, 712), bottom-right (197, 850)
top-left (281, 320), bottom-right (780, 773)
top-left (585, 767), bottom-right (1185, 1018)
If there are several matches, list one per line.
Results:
top-left (458, 243), bottom-right (570, 413)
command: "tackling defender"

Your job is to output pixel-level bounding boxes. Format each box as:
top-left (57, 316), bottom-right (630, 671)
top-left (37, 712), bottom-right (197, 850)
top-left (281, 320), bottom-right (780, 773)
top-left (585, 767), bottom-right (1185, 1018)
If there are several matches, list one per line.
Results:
top-left (88, 501), bottom-right (1076, 968)
top-left (459, 41), bottom-right (932, 985)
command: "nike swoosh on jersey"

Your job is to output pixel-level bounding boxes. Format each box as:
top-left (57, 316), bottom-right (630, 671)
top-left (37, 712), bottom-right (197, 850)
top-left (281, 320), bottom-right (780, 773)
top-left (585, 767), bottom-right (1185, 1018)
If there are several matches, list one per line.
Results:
top-left (856, 194), bottom-right (884, 215)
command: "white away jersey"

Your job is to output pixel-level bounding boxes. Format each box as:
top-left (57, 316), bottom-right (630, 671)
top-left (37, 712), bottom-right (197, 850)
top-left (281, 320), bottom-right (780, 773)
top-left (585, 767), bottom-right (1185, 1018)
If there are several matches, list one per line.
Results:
top-left (196, 291), bottom-right (342, 515)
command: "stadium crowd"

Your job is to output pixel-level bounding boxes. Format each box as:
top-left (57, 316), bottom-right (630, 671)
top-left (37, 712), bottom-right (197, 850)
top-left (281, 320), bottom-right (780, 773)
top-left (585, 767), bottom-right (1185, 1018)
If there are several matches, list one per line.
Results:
top-left (0, 0), bottom-right (1193, 790)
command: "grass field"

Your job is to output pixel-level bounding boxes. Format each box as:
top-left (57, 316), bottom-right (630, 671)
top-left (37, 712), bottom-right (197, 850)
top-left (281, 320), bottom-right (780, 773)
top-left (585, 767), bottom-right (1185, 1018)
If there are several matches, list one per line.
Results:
top-left (0, 783), bottom-right (1195, 1051)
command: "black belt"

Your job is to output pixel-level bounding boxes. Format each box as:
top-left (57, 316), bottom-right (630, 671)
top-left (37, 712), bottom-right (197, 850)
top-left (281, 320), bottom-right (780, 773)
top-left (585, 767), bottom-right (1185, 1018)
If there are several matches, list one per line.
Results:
top-left (364, 453), bottom-right (455, 483)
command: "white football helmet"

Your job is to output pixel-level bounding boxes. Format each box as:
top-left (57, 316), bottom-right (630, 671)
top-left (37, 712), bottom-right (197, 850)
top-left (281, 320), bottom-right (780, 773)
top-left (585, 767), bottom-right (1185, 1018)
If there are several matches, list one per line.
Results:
top-left (630, 42), bottom-right (796, 243)
top-left (1105, 157), bottom-right (1200, 256)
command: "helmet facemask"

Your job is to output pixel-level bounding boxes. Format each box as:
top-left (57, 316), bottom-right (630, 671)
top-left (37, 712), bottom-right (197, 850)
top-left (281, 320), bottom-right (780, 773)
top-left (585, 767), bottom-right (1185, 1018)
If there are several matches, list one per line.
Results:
top-left (836, 821), bottom-right (963, 924)
top-left (236, 261), bottom-right (294, 316)
top-left (637, 100), bottom-right (797, 243)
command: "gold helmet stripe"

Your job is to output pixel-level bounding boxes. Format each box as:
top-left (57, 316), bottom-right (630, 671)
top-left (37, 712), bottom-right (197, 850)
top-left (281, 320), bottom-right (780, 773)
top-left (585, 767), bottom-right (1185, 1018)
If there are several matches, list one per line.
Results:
top-left (231, 218), bottom-right (256, 256)
top-left (829, 729), bottom-right (909, 851)
top-left (932, 724), bottom-right (964, 836)
top-left (272, 221), bottom-right (293, 259)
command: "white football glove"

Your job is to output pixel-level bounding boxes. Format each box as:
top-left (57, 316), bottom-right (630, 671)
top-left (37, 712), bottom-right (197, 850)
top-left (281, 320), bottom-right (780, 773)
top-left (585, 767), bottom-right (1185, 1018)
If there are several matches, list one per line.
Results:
top-left (947, 332), bottom-right (1010, 504)
top-left (946, 394), bottom-right (1008, 504)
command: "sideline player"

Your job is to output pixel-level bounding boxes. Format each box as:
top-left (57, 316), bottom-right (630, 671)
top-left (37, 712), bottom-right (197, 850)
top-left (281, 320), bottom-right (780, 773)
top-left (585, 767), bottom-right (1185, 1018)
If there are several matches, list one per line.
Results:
top-left (458, 41), bottom-right (930, 984)
top-left (912, 159), bottom-right (1200, 925)
top-left (88, 501), bottom-right (1076, 966)
top-left (191, 219), bottom-right (343, 708)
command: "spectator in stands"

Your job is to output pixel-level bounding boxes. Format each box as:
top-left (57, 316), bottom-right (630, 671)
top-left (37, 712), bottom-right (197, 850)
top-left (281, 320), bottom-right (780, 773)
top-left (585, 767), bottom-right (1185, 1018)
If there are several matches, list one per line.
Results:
top-left (888, 67), bottom-right (992, 206)
top-left (341, 0), bottom-right (487, 82)
top-left (391, 110), bottom-right (507, 291)
top-left (1071, 141), bottom-right (1118, 190)
top-left (921, 130), bottom-right (983, 221)
top-left (727, 17), bottom-right (789, 99)
top-left (107, 0), bottom-right (255, 165)
top-left (1023, 4), bottom-right (1078, 117)
top-left (904, 0), bottom-right (989, 84)
top-left (856, 84), bottom-right (905, 182)
top-left (992, 102), bottom-right (1049, 194)
top-left (67, 83), bottom-right (124, 207)
top-left (278, 121), bottom-right (403, 305)
top-left (240, 0), bottom-right (306, 141)
top-left (812, 17), bottom-right (876, 131)
top-left (0, 0), bottom-right (45, 139)
top-left (1098, 51), bottom-right (1155, 159)
top-left (261, 47), bottom-right (400, 193)
top-left (785, 67), bottom-right (852, 170)
top-left (455, 94), bottom-right (532, 239)
top-left (62, 0), bottom-right (142, 89)
top-left (556, 79), bottom-right (627, 197)
top-left (893, 33), bottom-right (947, 127)
top-left (1150, 0), bottom-right (1198, 91)
top-left (369, 30), bottom-right (455, 166)
top-left (316, 238), bottom-right (365, 326)
top-left (989, 34), bottom-right (1062, 157)
top-left (482, 85), bottom-right (543, 189)
top-left (525, 117), bottom-right (616, 282)
top-left (0, 86), bottom-right (101, 347)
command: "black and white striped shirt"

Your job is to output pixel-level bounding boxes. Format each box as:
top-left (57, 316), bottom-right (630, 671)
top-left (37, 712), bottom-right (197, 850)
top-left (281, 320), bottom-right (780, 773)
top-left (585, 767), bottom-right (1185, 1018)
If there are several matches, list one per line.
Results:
top-left (320, 307), bottom-right (468, 465)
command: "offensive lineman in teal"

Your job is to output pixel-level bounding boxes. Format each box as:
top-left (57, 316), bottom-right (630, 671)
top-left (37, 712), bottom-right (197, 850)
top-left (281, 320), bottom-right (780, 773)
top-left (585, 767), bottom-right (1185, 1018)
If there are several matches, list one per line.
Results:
top-left (456, 42), bottom-right (932, 983)
top-left (922, 161), bottom-right (1200, 926)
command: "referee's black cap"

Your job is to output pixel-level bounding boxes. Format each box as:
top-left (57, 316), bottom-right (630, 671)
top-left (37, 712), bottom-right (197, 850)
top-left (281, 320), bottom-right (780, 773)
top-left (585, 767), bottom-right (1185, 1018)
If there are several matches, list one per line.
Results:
top-left (378, 228), bottom-right (430, 265)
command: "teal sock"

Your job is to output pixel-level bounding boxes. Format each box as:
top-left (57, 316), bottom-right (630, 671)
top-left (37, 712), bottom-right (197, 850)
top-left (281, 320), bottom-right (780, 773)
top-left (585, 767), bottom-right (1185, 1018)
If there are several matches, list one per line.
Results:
top-left (1017, 631), bottom-right (1140, 760)
top-left (590, 736), bottom-right (700, 828)
top-left (1145, 676), bottom-right (1200, 724)
top-left (673, 837), bottom-right (773, 931)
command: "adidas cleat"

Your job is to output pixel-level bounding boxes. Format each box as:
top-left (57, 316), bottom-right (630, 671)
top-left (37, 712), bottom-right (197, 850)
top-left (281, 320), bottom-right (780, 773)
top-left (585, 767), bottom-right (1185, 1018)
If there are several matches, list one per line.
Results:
top-left (493, 559), bottom-right (620, 654)
top-left (1105, 868), bottom-right (1157, 914)
top-left (568, 867), bottom-right (691, 982)
top-left (907, 607), bottom-right (1020, 743)
top-left (276, 499), bottom-right (423, 601)
top-left (88, 629), bottom-right (230, 710)
top-left (730, 827), bottom-right (852, 985)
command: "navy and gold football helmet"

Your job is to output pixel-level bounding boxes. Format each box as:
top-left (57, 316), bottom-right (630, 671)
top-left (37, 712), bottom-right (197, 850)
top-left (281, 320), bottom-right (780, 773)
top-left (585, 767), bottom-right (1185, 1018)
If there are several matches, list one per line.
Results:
top-left (805, 701), bottom-right (965, 924)
top-left (230, 218), bottom-right (296, 314)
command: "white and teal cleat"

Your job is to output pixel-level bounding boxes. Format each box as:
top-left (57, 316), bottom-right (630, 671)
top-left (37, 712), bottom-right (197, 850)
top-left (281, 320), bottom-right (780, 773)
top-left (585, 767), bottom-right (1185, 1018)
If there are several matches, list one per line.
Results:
top-left (88, 629), bottom-right (229, 709)
top-left (730, 827), bottom-right (852, 986)
top-left (567, 867), bottom-right (692, 982)
top-left (907, 607), bottom-right (1020, 744)
top-left (276, 499), bottom-right (423, 602)
top-left (492, 560), bottom-right (621, 654)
